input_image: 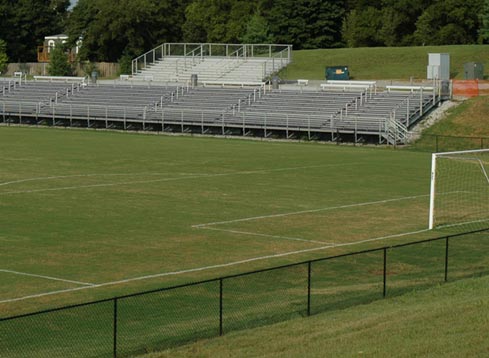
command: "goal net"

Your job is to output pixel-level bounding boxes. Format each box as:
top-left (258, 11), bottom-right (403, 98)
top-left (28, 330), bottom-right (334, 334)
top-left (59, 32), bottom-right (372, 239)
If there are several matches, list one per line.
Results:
top-left (429, 149), bottom-right (489, 230)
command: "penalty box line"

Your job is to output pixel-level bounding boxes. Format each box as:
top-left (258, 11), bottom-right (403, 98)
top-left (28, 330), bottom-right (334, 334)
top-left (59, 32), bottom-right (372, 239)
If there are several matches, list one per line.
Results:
top-left (192, 194), bottom-right (431, 229)
top-left (0, 228), bottom-right (429, 305)
top-left (201, 227), bottom-right (331, 245)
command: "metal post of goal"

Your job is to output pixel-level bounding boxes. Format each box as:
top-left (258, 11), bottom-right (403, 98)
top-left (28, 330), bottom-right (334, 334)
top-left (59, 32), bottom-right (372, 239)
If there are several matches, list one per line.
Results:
top-left (428, 153), bottom-right (437, 230)
top-left (428, 148), bottom-right (489, 230)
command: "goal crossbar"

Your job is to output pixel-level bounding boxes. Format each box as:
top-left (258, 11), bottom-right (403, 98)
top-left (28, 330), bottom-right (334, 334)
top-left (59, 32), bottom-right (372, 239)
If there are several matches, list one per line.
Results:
top-left (429, 148), bottom-right (489, 230)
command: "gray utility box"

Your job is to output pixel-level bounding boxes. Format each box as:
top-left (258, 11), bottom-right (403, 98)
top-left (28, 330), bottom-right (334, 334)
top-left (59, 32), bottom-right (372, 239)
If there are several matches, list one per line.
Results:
top-left (464, 62), bottom-right (484, 80)
top-left (427, 53), bottom-right (450, 80)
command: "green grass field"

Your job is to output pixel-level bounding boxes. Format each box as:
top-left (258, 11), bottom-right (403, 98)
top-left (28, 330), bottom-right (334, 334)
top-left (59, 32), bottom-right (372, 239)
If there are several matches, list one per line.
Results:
top-left (281, 45), bottom-right (489, 80)
top-left (1, 126), bottom-right (488, 357)
top-left (0, 126), bottom-right (448, 315)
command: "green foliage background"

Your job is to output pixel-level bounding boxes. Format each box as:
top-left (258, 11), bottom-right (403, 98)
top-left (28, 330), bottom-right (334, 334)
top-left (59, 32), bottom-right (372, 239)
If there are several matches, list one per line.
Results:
top-left (47, 42), bottom-right (72, 76)
top-left (0, 39), bottom-right (8, 74)
top-left (0, 0), bottom-right (488, 63)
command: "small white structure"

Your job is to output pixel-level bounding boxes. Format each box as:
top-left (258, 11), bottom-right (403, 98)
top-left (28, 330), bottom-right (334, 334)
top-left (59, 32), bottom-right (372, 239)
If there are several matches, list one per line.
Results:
top-left (38, 34), bottom-right (82, 63)
top-left (44, 34), bottom-right (82, 55)
top-left (44, 34), bottom-right (68, 53)
top-left (427, 53), bottom-right (450, 80)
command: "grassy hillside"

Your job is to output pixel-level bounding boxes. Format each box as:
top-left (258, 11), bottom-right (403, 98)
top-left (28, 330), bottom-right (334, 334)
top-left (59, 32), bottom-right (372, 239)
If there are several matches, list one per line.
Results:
top-left (144, 275), bottom-right (489, 358)
top-left (281, 45), bottom-right (489, 80)
top-left (412, 96), bottom-right (489, 151)
top-left (423, 96), bottom-right (489, 137)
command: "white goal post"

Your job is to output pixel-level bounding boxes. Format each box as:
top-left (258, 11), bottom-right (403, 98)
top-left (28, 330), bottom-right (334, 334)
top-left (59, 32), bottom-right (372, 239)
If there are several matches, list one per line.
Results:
top-left (429, 148), bottom-right (489, 230)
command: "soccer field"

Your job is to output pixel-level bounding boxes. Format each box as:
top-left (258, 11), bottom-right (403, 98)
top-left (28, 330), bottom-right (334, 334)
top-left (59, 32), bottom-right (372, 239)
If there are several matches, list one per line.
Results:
top-left (0, 126), bottom-right (455, 316)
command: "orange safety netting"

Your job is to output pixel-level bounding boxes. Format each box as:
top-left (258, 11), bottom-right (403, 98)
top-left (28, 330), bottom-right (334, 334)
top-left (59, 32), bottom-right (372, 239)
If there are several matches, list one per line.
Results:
top-left (477, 80), bottom-right (489, 96)
top-left (452, 80), bottom-right (479, 97)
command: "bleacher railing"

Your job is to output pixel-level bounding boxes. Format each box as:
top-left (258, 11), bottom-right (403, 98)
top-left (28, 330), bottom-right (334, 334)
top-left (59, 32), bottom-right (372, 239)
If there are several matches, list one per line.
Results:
top-left (1, 227), bottom-right (488, 357)
top-left (0, 99), bottom-right (405, 144)
top-left (132, 43), bottom-right (293, 76)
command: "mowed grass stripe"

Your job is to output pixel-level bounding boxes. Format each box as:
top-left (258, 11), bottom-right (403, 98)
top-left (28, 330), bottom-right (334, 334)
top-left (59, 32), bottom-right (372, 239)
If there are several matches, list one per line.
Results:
top-left (0, 163), bottom-right (362, 196)
top-left (0, 126), bottom-right (436, 315)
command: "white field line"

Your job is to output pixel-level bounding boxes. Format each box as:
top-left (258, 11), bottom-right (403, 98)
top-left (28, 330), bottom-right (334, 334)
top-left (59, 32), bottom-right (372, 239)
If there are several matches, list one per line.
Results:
top-left (0, 173), bottom-right (188, 187)
top-left (0, 163), bottom-right (360, 195)
top-left (0, 269), bottom-right (94, 286)
top-left (201, 227), bottom-right (328, 245)
top-left (438, 218), bottom-right (489, 230)
top-left (0, 228), bottom-right (430, 305)
top-left (0, 157), bottom-right (36, 162)
top-left (193, 194), bottom-right (430, 228)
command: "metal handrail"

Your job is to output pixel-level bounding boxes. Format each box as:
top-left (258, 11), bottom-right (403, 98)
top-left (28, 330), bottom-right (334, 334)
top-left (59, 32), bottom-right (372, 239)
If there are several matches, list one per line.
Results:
top-left (132, 43), bottom-right (293, 76)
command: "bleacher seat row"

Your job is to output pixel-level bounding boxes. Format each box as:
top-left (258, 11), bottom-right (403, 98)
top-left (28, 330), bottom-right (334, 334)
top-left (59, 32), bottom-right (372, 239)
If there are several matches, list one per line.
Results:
top-left (0, 81), bottom-right (439, 144)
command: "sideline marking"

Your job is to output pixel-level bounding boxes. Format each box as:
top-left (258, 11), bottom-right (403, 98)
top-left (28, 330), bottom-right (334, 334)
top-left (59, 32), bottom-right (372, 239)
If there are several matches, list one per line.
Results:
top-left (0, 163), bottom-right (360, 195)
top-left (0, 228), bottom-right (430, 305)
top-left (438, 218), bottom-right (489, 229)
top-left (0, 269), bottom-right (94, 286)
top-left (193, 194), bottom-right (430, 228)
top-left (201, 226), bottom-right (328, 245)
top-left (0, 173), bottom-right (184, 187)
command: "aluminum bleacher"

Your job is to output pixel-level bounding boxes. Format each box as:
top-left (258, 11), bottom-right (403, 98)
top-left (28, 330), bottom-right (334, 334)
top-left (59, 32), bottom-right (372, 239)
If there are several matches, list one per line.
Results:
top-left (1, 79), bottom-right (441, 145)
top-left (131, 43), bottom-right (292, 83)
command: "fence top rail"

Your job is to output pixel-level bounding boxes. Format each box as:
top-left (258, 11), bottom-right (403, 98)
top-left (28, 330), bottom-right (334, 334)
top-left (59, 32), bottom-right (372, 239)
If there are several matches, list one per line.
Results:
top-left (163, 42), bottom-right (292, 48)
top-left (425, 133), bottom-right (489, 140)
top-left (433, 148), bottom-right (489, 156)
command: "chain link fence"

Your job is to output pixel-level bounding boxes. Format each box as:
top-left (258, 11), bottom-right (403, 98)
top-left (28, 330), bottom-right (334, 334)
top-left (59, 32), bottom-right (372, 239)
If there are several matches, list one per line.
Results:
top-left (1, 228), bottom-right (488, 358)
top-left (412, 134), bottom-right (489, 152)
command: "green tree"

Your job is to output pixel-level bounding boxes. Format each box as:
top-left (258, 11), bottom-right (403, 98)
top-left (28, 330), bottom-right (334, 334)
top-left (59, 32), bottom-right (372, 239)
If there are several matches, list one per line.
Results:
top-left (414, 0), bottom-right (483, 45)
top-left (479, 0), bottom-right (489, 43)
top-left (0, 0), bottom-right (69, 62)
top-left (379, 0), bottom-right (430, 46)
top-left (182, 0), bottom-right (259, 43)
top-left (118, 53), bottom-right (133, 75)
top-left (264, 0), bottom-right (346, 49)
top-left (0, 39), bottom-right (8, 74)
top-left (68, 0), bottom-right (189, 62)
top-left (240, 14), bottom-right (272, 44)
top-left (342, 7), bottom-right (383, 47)
top-left (48, 42), bottom-right (72, 76)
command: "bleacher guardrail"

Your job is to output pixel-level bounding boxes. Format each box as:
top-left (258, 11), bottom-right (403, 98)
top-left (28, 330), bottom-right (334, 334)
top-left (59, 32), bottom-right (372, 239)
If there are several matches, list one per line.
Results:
top-left (131, 43), bottom-right (293, 76)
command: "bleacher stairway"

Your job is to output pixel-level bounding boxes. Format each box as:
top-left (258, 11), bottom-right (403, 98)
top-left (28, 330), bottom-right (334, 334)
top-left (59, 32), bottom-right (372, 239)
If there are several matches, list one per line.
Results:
top-left (131, 43), bottom-right (292, 83)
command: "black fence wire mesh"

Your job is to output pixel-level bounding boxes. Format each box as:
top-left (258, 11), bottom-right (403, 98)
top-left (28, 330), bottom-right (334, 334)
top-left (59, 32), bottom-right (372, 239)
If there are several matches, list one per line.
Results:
top-left (414, 134), bottom-right (489, 152)
top-left (1, 228), bottom-right (488, 358)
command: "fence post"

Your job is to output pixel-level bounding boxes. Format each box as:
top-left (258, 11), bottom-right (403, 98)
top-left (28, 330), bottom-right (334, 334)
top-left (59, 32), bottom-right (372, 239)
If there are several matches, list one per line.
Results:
top-left (306, 261), bottom-right (312, 316)
top-left (383, 248), bottom-right (387, 298)
top-left (219, 278), bottom-right (224, 336)
top-left (113, 298), bottom-right (118, 358)
top-left (444, 237), bottom-right (449, 282)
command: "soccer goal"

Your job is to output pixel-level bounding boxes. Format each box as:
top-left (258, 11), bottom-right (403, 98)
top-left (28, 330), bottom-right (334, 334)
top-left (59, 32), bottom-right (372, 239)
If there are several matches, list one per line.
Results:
top-left (429, 149), bottom-right (489, 230)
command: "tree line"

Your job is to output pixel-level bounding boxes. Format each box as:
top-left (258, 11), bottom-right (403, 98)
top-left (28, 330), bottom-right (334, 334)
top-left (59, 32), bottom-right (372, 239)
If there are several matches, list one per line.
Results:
top-left (0, 0), bottom-right (487, 64)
